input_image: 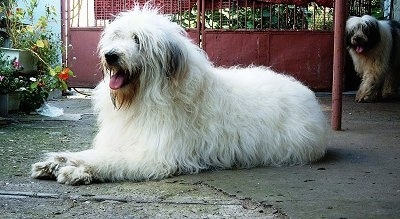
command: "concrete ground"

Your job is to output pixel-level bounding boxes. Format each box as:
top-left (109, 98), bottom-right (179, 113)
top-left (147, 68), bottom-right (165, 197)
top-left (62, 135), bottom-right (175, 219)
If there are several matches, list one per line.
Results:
top-left (0, 91), bottom-right (399, 218)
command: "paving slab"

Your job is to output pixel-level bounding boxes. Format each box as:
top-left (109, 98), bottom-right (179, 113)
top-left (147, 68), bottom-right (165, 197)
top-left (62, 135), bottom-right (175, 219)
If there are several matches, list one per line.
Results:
top-left (0, 92), bottom-right (399, 218)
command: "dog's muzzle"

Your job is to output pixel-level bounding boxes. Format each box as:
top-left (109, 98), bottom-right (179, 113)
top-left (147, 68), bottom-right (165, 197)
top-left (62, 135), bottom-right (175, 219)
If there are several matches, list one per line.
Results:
top-left (351, 35), bottom-right (367, 53)
top-left (103, 51), bottom-right (130, 90)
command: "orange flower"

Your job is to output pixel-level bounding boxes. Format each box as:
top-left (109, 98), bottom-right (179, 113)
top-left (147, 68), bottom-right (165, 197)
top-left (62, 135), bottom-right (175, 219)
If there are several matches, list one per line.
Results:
top-left (58, 67), bottom-right (70, 81)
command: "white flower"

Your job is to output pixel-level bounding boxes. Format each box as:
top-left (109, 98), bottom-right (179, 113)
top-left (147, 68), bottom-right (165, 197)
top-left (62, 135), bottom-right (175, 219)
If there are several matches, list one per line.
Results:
top-left (29, 77), bottom-right (37, 82)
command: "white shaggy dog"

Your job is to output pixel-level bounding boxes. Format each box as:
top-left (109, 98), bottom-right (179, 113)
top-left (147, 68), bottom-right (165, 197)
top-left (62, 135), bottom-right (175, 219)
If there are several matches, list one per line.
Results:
top-left (31, 6), bottom-right (327, 185)
top-left (346, 15), bottom-right (400, 102)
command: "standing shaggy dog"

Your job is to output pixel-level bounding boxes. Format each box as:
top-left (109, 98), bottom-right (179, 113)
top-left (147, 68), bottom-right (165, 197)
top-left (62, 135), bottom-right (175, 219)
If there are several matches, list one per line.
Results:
top-left (31, 6), bottom-right (327, 185)
top-left (346, 15), bottom-right (400, 102)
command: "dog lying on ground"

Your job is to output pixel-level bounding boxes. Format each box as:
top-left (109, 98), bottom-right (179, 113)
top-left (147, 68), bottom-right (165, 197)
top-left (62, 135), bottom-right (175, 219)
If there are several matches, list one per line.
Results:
top-left (346, 15), bottom-right (400, 102)
top-left (31, 6), bottom-right (327, 185)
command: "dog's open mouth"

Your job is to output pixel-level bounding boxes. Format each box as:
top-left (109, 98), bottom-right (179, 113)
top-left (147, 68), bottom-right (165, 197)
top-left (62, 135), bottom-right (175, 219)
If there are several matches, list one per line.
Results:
top-left (355, 45), bottom-right (364, 53)
top-left (109, 70), bottom-right (130, 90)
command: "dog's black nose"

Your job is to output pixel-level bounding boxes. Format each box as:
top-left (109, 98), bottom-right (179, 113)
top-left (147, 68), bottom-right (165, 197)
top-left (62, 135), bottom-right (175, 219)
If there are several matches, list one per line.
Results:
top-left (353, 36), bottom-right (363, 43)
top-left (105, 51), bottom-right (119, 64)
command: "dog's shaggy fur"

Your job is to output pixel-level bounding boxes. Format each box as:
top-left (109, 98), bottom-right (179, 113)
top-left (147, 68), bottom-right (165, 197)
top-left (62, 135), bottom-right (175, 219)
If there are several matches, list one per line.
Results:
top-left (346, 15), bottom-right (400, 102)
top-left (31, 6), bottom-right (327, 185)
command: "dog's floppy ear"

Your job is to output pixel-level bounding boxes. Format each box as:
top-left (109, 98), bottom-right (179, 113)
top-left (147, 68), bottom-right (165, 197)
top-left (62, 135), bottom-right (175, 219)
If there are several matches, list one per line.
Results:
top-left (165, 40), bottom-right (188, 82)
top-left (364, 19), bottom-right (381, 45)
top-left (345, 16), bottom-right (356, 48)
top-left (345, 28), bottom-right (353, 48)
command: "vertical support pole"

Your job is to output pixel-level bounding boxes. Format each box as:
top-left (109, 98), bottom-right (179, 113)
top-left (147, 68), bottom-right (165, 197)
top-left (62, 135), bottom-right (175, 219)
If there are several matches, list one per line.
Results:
top-left (197, 0), bottom-right (201, 46)
top-left (331, 0), bottom-right (347, 130)
top-left (201, 0), bottom-right (206, 50)
top-left (61, 0), bottom-right (71, 67)
top-left (60, 0), bottom-right (65, 66)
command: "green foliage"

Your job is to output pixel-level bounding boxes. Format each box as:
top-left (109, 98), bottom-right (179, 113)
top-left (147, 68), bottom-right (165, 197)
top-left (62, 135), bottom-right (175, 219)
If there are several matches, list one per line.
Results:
top-left (172, 7), bottom-right (198, 29)
top-left (19, 84), bottom-right (47, 113)
top-left (204, 5), bottom-right (308, 29)
top-left (307, 4), bottom-right (333, 30)
top-left (0, 0), bottom-right (74, 112)
top-left (0, 50), bottom-right (24, 94)
top-left (171, 3), bottom-right (333, 31)
top-left (349, 0), bottom-right (383, 19)
top-left (2, 0), bottom-right (54, 48)
top-left (0, 49), bottom-right (13, 74)
top-left (371, 0), bottom-right (383, 19)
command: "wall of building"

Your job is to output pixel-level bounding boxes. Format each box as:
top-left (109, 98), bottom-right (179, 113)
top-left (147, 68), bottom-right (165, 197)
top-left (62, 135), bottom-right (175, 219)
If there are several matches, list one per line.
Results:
top-left (394, 0), bottom-right (400, 21)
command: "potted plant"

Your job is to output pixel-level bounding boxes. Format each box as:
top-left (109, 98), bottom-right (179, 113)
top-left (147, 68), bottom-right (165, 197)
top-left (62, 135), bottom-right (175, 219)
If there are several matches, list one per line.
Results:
top-left (0, 48), bottom-right (25, 116)
top-left (0, 0), bottom-right (73, 113)
top-left (0, 0), bottom-right (38, 72)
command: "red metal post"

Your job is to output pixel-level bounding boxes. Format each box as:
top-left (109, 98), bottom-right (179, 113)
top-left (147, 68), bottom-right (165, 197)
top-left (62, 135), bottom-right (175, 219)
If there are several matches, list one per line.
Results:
top-left (331, 0), bottom-right (347, 130)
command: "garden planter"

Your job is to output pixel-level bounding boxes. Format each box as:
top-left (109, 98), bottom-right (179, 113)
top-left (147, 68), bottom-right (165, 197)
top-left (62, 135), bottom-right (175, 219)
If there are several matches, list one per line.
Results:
top-left (0, 48), bottom-right (38, 73)
top-left (0, 92), bottom-right (21, 116)
top-left (7, 92), bottom-right (21, 112)
top-left (0, 94), bottom-right (8, 116)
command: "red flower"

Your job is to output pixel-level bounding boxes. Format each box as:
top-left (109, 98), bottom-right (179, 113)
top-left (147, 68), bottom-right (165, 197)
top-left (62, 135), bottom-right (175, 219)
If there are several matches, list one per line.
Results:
top-left (58, 67), bottom-right (70, 81)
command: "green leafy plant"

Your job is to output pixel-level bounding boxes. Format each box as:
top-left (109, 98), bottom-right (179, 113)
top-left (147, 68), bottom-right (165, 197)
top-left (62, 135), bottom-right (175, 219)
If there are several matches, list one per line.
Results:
top-left (370, 0), bottom-right (383, 19)
top-left (18, 66), bottom-right (73, 113)
top-left (171, 3), bottom-right (334, 31)
top-left (0, 49), bottom-right (24, 94)
top-left (0, 0), bottom-right (74, 112)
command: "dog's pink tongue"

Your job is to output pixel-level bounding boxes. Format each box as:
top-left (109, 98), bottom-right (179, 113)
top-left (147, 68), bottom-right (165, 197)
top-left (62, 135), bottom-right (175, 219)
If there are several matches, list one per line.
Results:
top-left (356, 46), bottom-right (364, 53)
top-left (109, 73), bottom-right (125, 90)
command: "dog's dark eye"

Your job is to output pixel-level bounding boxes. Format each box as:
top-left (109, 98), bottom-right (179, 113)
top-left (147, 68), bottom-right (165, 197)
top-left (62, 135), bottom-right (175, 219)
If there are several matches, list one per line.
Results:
top-left (133, 35), bottom-right (139, 44)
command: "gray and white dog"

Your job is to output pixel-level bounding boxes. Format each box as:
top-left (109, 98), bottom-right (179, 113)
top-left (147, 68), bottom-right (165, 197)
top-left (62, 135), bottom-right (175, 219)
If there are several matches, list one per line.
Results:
top-left (346, 15), bottom-right (400, 102)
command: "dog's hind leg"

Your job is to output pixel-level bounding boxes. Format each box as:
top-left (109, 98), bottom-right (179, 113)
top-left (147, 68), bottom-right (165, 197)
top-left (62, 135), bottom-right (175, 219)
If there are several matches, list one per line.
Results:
top-left (381, 73), bottom-right (399, 99)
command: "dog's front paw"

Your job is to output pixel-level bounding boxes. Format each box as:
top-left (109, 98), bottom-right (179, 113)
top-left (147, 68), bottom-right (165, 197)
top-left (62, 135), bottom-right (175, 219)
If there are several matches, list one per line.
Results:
top-left (31, 153), bottom-right (70, 179)
top-left (355, 91), bottom-right (377, 103)
top-left (57, 165), bottom-right (93, 185)
top-left (31, 161), bottom-right (59, 179)
top-left (355, 94), bottom-right (368, 103)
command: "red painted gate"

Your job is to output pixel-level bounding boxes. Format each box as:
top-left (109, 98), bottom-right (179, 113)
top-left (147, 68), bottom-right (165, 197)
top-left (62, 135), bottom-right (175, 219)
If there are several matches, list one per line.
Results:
top-left (62, 0), bottom-right (335, 90)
